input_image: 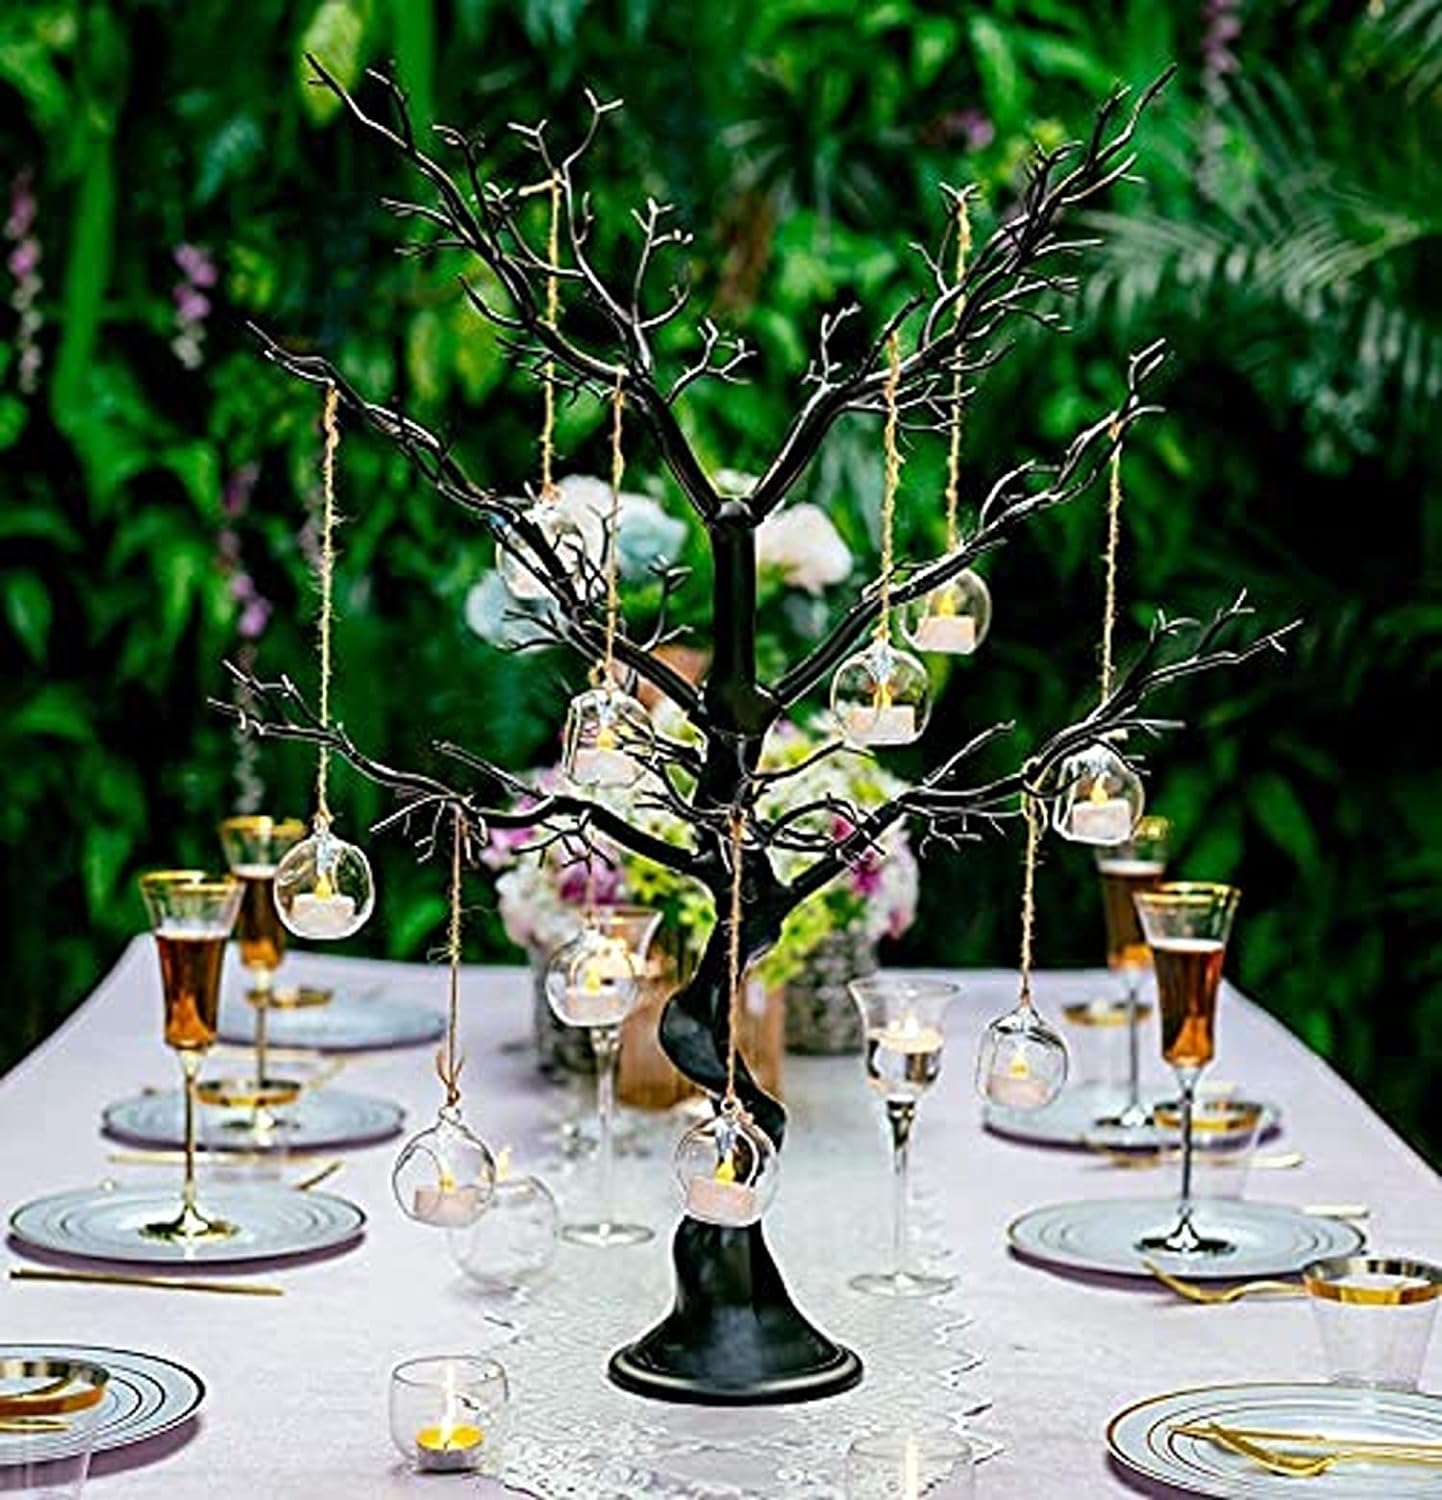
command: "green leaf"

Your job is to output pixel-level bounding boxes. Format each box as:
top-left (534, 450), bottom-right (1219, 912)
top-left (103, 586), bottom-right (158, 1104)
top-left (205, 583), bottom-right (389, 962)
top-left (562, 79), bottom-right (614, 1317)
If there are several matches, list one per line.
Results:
top-left (968, 15), bottom-right (1025, 129)
top-left (387, 893), bottom-right (449, 958)
top-left (50, 138), bottom-right (117, 443)
top-left (3, 571), bottom-right (52, 664)
top-left (912, 17), bottom-right (959, 89)
top-left (1247, 771), bottom-right (1320, 869)
top-left (0, 394), bottom-right (28, 452)
top-left (161, 441), bottom-right (223, 520)
top-left (81, 823), bottom-right (133, 919)
top-left (299, 0), bottom-right (369, 124)
top-left (4, 684), bottom-right (92, 743)
top-left (0, 504), bottom-right (79, 551)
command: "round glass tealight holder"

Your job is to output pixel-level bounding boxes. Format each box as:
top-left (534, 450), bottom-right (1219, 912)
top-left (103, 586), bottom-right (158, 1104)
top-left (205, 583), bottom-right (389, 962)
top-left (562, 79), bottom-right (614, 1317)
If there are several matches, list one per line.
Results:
top-left (844, 1426), bottom-right (975, 1498)
top-left (0, 1358), bottom-right (108, 1498)
top-left (1303, 1257), bottom-right (1442, 1391)
top-left (389, 1356), bottom-right (509, 1476)
top-left (1151, 1097), bottom-right (1264, 1201)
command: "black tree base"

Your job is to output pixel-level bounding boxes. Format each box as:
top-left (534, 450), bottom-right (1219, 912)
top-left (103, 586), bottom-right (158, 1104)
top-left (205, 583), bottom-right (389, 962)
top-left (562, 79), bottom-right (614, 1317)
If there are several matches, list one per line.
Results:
top-left (608, 1218), bottom-right (863, 1406)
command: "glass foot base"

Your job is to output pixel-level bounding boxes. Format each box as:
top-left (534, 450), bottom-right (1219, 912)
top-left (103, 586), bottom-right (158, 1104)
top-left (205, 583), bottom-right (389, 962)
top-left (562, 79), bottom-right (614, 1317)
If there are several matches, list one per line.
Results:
top-left (562, 1220), bottom-right (654, 1248)
top-left (1095, 1102), bottom-right (1152, 1130)
top-left (140, 1203), bottom-right (237, 1243)
top-left (1137, 1222), bottom-right (1235, 1257)
top-left (849, 1269), bottom-right (957, 1298)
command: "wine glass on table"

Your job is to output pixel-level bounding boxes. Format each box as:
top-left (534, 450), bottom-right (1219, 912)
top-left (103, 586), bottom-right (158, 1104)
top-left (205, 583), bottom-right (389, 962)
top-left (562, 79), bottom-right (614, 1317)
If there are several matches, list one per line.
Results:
top-left (211, 815), bottom-right (308, 1138)
top-left (1093, 816), bottom-right (1170, 1130)
top-left (849, 976), bottom-right (960, 1297)
top-left (137, 870), bottom-right (244, 1242)
top-left (1134, 882), bottom-right (1241, 1257)
top-left (545, 905), bottom-right (661, 1247)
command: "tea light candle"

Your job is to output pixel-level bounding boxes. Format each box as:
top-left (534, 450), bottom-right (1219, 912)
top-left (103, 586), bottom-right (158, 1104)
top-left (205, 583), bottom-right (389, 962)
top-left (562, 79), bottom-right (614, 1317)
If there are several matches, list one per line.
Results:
top-left (912, 612), bottom-right (976, 655)
top-left (1068, 795), bottom-right (1131, 844)
top-left (412, 1180), bottom-right (486, 1229)
top-left (571, 745), bottom-right (637, 784)
top-left (987, 1048), bottom-right (1052, 1109)
top-left (685, 1159), bottom-right (758, 1224)
top-left (415, 1421), bottom-right (484, 1473)
top-left (845, 703), bottom-right (917, 745)
top-left (876, 1014), bottom-right (944, 1054)
top-left (289, 888), bottom-right (357, 938)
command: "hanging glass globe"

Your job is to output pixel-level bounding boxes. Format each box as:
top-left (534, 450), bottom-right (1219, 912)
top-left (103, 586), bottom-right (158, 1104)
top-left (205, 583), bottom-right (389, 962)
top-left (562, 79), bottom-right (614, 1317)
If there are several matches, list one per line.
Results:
top-left (975, 1006), bottom-right (1069, 1111)
top-left (497, 502), bottom-right (594, 602)
top-left (673, 1101), bottom-right (779, 1228)
top-left (448, 1160), bottom-right (560, 1292)
top-left (1052, 742), bottom-right (1145, 847)
top-left (904, 568), bottom-right (992, 656)
top-left (392, 1104), bottom-right (497, 1229)
top-left (274, 819), bottom-right (375, 940)
top-left (830, 639), bottom-right (931, 748)
top-left (545, 924), bottom-right (644, 1029)
top-left (562, 685), bottom-right (653, 789)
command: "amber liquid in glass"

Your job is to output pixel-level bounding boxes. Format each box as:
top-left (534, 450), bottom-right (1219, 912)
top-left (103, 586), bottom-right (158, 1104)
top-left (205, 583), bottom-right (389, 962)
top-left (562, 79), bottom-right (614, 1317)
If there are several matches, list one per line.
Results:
top-left (234, 865), bottom-right (286, 972)
top-left (1098, 858), bottom-right (1164, 970)
top-left (1152, 937), bottom-right (1226, 1068)
top-left (156, 930), bottom-right (228, 1049)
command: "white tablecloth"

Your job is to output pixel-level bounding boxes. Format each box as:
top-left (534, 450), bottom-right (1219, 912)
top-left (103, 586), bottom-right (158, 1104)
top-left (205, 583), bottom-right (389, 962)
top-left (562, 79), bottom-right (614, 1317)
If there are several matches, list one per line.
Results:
top-left (2, 940), bottom-right (1439, 1497)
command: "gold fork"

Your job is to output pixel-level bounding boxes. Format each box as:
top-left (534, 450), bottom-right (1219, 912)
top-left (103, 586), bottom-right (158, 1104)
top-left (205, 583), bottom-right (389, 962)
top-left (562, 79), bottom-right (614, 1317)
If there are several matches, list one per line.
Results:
top-left (1179, 1422), bottom-right (1442, 1476)
top-left (1143, 1260), bottom-right (1305, 1304)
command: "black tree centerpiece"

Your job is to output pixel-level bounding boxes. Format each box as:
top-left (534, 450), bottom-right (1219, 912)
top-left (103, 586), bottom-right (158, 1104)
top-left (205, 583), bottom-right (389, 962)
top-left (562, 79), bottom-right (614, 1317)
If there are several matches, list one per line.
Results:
top-left (224, 60), bottom-right (1290, 1405)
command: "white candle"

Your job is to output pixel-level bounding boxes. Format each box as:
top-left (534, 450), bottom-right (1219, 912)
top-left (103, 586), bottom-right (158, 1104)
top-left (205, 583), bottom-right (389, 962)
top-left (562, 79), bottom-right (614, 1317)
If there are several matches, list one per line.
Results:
top-left (987, 1071), bottom-right (1054, 1110)
top-left (844, 703), bottom-right (917, 746)
top-left (415, 1422), bottom-right (484, 1472)
top-left (412, 1182), bottom-right (486, 1228)
top-left (1068, 796), bottom-right (1132, 844)
top-left (685, 1173), bottom-right (758, 1225)
top-left (912, 613), bottom-right (976, 655)
top-left (288, 890), bottom-right (357, 938)
top-left (570, 745), bottom-right (637, 785)
top-left (563, 985), bottom-right (631, 1027)
top-left (876, 1019), bottom-right (944, 1054)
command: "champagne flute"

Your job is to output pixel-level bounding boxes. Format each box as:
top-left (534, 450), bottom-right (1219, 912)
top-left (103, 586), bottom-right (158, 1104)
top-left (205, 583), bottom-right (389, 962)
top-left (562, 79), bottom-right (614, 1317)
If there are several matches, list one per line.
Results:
top-left (214, 816), bottom-right (307, 1137)
top-left (137, 870), bottom-right (244, 1242)
top-left (849, 976), bottom-right (959, 1297)
top-left (545, 905), bottom-right (661, 1247)
top-left (1134, 882), bottom-right (1241, 1257)
top-left (1094, 816), bottom-right (1170, 1129)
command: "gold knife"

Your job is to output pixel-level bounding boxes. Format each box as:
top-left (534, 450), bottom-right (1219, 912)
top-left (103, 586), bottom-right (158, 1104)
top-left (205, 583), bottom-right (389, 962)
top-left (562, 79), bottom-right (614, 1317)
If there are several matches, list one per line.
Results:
top-left (10, 1267), bottom-right (283, 1297)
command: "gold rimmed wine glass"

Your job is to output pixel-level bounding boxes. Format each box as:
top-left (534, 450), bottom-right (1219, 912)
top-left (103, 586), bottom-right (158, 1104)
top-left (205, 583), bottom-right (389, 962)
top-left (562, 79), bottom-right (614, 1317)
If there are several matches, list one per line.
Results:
top-left (850, 975), bottom-right (960, 1297)
top-left (545, 904), bottom-right (662, 1247)
top-left (1094, 815), bottom-right (1170, 1130)
top-left (1134, 881), bottom-right (1241, 1257)
top-left (137, 870), bottom-right (244, 1242)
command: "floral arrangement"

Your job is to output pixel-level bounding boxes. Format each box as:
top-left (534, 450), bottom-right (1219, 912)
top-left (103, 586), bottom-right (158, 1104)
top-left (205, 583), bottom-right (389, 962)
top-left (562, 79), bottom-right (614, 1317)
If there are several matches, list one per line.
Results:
top-left (484, 716), bottom-right (919, 990)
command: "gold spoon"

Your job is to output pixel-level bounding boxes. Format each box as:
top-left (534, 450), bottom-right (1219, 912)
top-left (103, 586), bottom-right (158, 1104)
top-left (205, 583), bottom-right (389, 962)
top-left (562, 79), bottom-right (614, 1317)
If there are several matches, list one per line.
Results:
top-left (292, 1159), bottom-right (343, 1192)
top-left (1181, 1422), bottom-right (1442, 1475)
top-left (1143, 1260), bottom-right (1305, 1304)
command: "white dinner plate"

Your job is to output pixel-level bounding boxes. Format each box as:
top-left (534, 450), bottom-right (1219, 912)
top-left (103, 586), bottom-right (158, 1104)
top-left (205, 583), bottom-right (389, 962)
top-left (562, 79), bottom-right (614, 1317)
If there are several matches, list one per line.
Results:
top-left (9, 1184), bottom-right (365, 1266)
top-left (1008, 1196), bottom-right (1363, 1280)
top-left (984, 1083), bottom-right (1282, 1150)
top-left (0, 1342), bottom-right (203, 1464)
top-left (1108, 1381), bottom-right (1442, 1497)
top-left (103, 1088), bottom-right (404, 1151)
top-left (217, 995), bottom-right (444, 1051)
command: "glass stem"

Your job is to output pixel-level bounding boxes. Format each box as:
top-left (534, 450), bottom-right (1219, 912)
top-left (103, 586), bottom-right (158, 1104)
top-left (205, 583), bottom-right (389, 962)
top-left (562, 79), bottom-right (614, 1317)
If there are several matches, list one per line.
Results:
top-left (1124, 970), bottom-right (1141, 1112)
top-left (591, 1025), bottom-right (621, 1227)
top-left (1176, 1068), bottom-right (1199, 1231)
top-left (885, 1098), bottom-right (917, 1280)
top-left (179, 1049), bottom-right (201, 1216)
top-left (253, 967), bottom-right (271, 1082)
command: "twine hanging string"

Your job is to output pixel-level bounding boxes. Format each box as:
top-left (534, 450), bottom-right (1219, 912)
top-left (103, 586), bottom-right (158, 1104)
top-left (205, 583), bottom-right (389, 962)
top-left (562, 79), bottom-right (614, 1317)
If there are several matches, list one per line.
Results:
top-left (595, 373), bottom-right (626, 687)
top-left (874, 332), bottom-right (904, 648)
top-left (1017, 792), bottom-right (1042, 1011)
top-left (1099, 423), bottom-right (1124, 701)
top-left (436, 810), bottom-right (466, 1108)
top-left (315, 384), bottom-right (340, 824)
top-left (942, 194), bottom-right (973, 554)
top-left (514, 173), bottom-right (565, 500)
top-left (722, 810), bottom-right (745, 1109)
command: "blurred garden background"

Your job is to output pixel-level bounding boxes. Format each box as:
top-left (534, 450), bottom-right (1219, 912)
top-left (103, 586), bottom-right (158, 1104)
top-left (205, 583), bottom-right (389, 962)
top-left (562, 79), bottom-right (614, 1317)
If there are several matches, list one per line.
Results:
top-left (2, 0), bottom-right (1439, 1161)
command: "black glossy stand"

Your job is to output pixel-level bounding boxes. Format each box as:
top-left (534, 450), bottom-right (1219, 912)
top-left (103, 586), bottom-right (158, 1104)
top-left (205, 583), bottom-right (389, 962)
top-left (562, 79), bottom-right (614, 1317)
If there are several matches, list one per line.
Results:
top-left (608, 1217), bottom-right (862, 1405)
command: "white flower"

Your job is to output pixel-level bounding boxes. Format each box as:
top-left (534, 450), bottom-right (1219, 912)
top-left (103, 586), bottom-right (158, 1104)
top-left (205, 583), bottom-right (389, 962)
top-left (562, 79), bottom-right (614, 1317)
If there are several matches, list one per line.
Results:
top-left (757, 503), bottom-right (852, 594)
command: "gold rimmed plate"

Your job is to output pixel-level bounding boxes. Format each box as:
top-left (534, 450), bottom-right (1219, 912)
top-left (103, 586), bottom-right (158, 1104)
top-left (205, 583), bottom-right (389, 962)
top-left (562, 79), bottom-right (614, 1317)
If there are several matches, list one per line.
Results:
top-left (9, 1184), bottom-right (365, 1266)
top-left (1008, 1197), bottom-right (1362, 1281)
top-left (103, 1088), bottom-right (404, 1151)
top-left (0, 1344), bottom-right (204, 1463)
top-left (1108, 1381), bottom-right (1442, 1497)
top-left (985, 1084), bottom-right (1281, 1151)
top-left (217, 994), bottom-right (444, 1052)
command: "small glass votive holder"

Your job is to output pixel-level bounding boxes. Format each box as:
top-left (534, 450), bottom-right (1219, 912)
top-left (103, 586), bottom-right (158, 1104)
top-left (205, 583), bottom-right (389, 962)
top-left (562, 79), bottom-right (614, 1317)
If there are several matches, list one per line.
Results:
top-left (389, 1356), bottom-right (509, 1476)
top-left (1303, 1257), bottom-right (1442, 1391)
top-left (0, 1358), bottom-right (108, 1498)
top-left (448, 1173), bottom-right (560, 1294)
top-left (1061, 998), bottom-right (1152, 1098)
top-left (844, 1427), bottom-right (975, 1498)
top-left (1152, 1098), bottom-right (1264, 1200)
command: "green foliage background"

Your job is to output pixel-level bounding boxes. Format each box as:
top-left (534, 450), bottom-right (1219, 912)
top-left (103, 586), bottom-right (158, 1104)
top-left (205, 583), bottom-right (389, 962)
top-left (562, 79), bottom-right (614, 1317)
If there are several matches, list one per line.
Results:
top-left (2, 1), bottom-right (1439, 1162)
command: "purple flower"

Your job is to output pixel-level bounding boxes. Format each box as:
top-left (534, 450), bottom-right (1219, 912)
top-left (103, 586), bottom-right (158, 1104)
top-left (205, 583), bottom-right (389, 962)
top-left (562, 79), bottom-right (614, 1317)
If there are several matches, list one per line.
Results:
top-left (955, 109), bottom-right (995, 151)
top-left (8, 239), bottom-right (39, 279)
top-left (5, 173), bottom-right (36, 241)
top-left (238, 598), bottom-right (272, 640)
top-left (174, 284), bottom-right (211, 323)
top-left (481, 822), bottom-right (538, 870)
top-left (223, 463), bottom-right (260, 517)
top-left (558, 859), bottom-right (623, 906)
top-left (174, 243), bottom-right (217, 288)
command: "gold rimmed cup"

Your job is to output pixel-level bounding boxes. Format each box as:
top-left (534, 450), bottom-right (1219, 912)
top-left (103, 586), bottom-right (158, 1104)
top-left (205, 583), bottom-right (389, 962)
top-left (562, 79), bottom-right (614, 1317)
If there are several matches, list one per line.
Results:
top-left (1303, 1257), bottom-right (1442, 1390)
top-left (138, 869), bottom-right (244, 1242)
top-left (0, 1358), bottom-right (109, 1493)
